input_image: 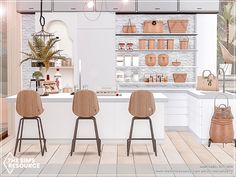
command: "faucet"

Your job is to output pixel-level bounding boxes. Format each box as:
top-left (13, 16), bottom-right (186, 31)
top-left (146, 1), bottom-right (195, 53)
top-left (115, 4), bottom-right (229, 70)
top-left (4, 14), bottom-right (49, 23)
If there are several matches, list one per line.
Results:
top-left (217, 67), bottom-right (225, 93)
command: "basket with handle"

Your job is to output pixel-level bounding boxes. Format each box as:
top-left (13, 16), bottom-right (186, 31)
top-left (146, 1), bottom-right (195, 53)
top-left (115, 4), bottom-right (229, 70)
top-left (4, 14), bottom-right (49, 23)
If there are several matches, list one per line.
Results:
top-left (209, 94), bottom-right (234, 146)
top-left (122, 19), bottom-right (136, 33)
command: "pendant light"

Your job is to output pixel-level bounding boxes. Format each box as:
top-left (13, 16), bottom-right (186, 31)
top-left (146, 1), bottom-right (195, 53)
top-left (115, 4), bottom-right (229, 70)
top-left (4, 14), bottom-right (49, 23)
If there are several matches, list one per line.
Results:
top-left (32, 0), bottom-right (54, 42)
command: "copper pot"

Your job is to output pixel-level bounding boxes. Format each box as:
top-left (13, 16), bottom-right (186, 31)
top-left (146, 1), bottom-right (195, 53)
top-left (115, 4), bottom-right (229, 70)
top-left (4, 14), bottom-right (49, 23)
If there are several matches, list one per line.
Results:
top-left (158, 54), bottom-right (169, 66)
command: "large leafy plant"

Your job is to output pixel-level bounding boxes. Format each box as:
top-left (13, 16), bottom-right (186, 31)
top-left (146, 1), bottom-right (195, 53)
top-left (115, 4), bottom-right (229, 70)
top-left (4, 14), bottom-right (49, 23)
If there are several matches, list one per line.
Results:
top-left (218, 3), bottom-right (235, 49)
top-left (21, 36), bottom-right (66, 71)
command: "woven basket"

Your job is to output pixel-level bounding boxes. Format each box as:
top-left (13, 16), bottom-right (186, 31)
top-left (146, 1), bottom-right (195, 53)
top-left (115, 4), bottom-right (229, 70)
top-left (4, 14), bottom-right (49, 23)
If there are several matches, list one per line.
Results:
top-left (168, 20), bottom-right (188, 33)
top-left (173, 73), bottom-right (187, 83)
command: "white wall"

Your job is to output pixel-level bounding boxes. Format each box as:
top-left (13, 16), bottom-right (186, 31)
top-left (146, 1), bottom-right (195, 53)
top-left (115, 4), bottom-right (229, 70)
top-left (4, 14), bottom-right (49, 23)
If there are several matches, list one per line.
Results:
top-left (196, 14), bottom-right (218, 76)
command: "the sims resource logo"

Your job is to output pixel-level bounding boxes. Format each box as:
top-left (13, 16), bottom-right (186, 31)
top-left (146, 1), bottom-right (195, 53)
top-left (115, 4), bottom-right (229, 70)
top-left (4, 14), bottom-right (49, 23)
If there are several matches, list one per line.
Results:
top-left (3, 152), bottom-right (40, 174)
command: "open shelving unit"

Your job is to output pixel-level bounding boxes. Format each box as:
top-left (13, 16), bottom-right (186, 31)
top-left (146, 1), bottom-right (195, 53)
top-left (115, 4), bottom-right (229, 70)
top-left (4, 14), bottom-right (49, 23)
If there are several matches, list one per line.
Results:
top-left (115, 14), bottom-right (197, 89)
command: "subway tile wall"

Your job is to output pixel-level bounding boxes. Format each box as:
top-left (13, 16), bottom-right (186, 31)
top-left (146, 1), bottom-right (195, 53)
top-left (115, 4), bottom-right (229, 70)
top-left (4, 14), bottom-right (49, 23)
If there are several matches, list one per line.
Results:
top-left (22, 14), bottom-right (37, 89)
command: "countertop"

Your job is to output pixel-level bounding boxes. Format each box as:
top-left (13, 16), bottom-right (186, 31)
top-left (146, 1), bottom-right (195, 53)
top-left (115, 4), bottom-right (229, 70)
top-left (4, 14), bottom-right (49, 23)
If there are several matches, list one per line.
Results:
top-left (6, 89), bottom-right (236, 103)
top-left (6, 92), bottom-right (168, 103)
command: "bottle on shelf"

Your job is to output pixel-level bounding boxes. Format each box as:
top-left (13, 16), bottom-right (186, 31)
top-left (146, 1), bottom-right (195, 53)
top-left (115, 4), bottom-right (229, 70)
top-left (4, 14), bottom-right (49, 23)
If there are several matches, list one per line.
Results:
top-left (54, 68), bottom-right (62, 91)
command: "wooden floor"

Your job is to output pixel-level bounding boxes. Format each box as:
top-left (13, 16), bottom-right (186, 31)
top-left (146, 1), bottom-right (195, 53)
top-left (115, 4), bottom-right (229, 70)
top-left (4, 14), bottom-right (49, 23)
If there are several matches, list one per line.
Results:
top-left (0, 131), bottom-right (235, 177)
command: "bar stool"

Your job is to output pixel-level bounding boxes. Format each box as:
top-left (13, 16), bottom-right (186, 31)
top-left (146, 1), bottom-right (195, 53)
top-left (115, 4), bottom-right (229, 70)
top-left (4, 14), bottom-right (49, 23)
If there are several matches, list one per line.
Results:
top-left (14, 90), bottom-right (47, 156)
top-left (127, 90), bottom-right (157, 156)
top-left (70, 90), bottom-right (101, 156)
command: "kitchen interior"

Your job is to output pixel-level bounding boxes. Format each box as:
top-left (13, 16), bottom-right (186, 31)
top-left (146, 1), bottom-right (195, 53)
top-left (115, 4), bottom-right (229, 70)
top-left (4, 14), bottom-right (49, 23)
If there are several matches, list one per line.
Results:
top-left (0, 0), bottom-right (236, 176)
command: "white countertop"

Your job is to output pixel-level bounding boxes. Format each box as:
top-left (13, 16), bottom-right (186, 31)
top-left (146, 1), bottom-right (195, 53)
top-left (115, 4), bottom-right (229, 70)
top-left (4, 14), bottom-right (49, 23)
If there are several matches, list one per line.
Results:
top-left (6, 93), bottom-right (168, 103)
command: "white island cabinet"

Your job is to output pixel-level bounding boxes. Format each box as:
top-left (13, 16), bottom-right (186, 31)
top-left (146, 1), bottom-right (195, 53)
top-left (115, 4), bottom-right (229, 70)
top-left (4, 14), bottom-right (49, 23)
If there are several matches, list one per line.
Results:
top-left (7, 93), bottom-right (168, 144)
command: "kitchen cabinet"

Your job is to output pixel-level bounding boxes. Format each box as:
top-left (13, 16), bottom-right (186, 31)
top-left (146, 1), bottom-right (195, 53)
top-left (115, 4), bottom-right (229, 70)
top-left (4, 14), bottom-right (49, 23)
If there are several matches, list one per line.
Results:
top-left (137, 0), bottom-right (177, 12)
top-left (96, 0), bottom-right (135, 12)
top-left (53, 0), bottom-right (94, 12)
top-left (179, 0), bottom-right (219, 12)
top-left (16, 0), bottom-right (52, 13)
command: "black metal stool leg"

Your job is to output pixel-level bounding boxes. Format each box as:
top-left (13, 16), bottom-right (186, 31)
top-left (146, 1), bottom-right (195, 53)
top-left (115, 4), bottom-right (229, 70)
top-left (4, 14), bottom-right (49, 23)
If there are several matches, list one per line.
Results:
top-left (235, 140), bottom-right (236, 147)
top-left (148, 118), bottom-right (157, 156)
top-left (14, 119), bottom-right (22, 156)
top-left (36, 119), bottom-right (44, 156)
top-left (38, 117), bottom-right (47, 152)
top-left (70, 118), bottom-right (79, 156)
top-left (92, 117), bottom-right (101, 156)
top-left (127, 117), bottom-right (135, 156)
top-left (18, 119), bottom-right (25, 152)
top-left (208, 139), bottom-right (212, 147)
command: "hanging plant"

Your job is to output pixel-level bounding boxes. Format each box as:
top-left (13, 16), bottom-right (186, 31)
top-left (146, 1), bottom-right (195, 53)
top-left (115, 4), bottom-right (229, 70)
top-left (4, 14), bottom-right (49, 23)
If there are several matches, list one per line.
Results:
top-left (20, 36), bottom-right (66, 71)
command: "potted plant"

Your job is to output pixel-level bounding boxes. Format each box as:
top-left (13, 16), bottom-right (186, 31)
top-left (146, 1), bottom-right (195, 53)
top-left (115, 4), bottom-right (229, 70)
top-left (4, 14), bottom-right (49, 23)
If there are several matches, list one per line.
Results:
top-left (21, 36), bottom-right (66, 71)
top-left (218, 2), bottom-right (236, 75)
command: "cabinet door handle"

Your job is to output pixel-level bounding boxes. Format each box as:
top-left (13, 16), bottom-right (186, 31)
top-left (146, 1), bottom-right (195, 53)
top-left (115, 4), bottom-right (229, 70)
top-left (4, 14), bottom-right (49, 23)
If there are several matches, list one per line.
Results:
top-left (113, 7), bottom-right (119, 10)
top-left (70, 7), bottom-right (76, 10)
top-left (28, 7), bottom-right (34, 10)
top-left (155, 7), bottom-right (161, 10)
top-left (196, 7), bottom-right (203, 10)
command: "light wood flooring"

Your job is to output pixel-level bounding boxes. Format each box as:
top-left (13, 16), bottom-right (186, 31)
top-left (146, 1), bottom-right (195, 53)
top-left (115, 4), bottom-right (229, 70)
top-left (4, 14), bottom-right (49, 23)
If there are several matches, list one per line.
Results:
top-left (0, 131), bottom-right (235, 177)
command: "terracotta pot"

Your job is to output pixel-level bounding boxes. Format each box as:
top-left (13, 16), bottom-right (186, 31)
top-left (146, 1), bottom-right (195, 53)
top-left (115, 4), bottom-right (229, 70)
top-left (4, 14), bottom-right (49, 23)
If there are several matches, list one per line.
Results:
top-left (158, 54), bottom-right (169, 66)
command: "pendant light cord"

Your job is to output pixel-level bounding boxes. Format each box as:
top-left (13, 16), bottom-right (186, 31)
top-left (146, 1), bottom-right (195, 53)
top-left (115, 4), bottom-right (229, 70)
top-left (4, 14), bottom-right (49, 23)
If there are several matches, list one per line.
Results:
top-left (39, 0), bottom-right (45, 31)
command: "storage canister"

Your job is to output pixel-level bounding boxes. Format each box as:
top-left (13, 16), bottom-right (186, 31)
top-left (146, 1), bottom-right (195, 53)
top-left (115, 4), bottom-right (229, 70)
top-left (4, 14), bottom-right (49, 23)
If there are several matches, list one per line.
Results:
top-left (148, 39), bottom-right (156, 50)
top-left (167, 39), bottom-right (174, 50)
top-left (157, 39), bottom-right (166, 49)
top-left (158, 54), bottom-right (169, 66)
top-left (139, 39), bottom-right (147, 49)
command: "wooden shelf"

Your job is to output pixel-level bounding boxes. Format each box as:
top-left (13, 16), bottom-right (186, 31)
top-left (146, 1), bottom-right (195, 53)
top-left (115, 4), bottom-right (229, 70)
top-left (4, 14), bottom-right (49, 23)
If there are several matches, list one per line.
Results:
top-left (116, 33), bottom-right (197, 36)
top-left (116, 66), bottom-right (197, 69)
top-left (42, 66), bottom-right (74, 69)
top-left (116, 49), bottom-right (197, 52)
top-left (118, 82), bottom-right (196, 86)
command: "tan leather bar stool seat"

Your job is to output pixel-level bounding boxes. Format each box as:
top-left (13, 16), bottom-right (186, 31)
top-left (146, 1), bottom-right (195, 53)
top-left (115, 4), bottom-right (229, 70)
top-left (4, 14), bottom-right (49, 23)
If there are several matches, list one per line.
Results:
top-left (127, 90), bottom-right (157, 156)
top-left (14, 90), bottom-right (47, 156)
top-left (70, 90), bottom-right (101, 156)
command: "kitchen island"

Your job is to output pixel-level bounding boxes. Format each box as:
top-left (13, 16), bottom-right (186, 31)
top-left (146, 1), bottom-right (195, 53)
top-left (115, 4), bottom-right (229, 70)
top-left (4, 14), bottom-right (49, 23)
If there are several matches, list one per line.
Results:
top-left (7, 93), bottom-right (168, 144)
